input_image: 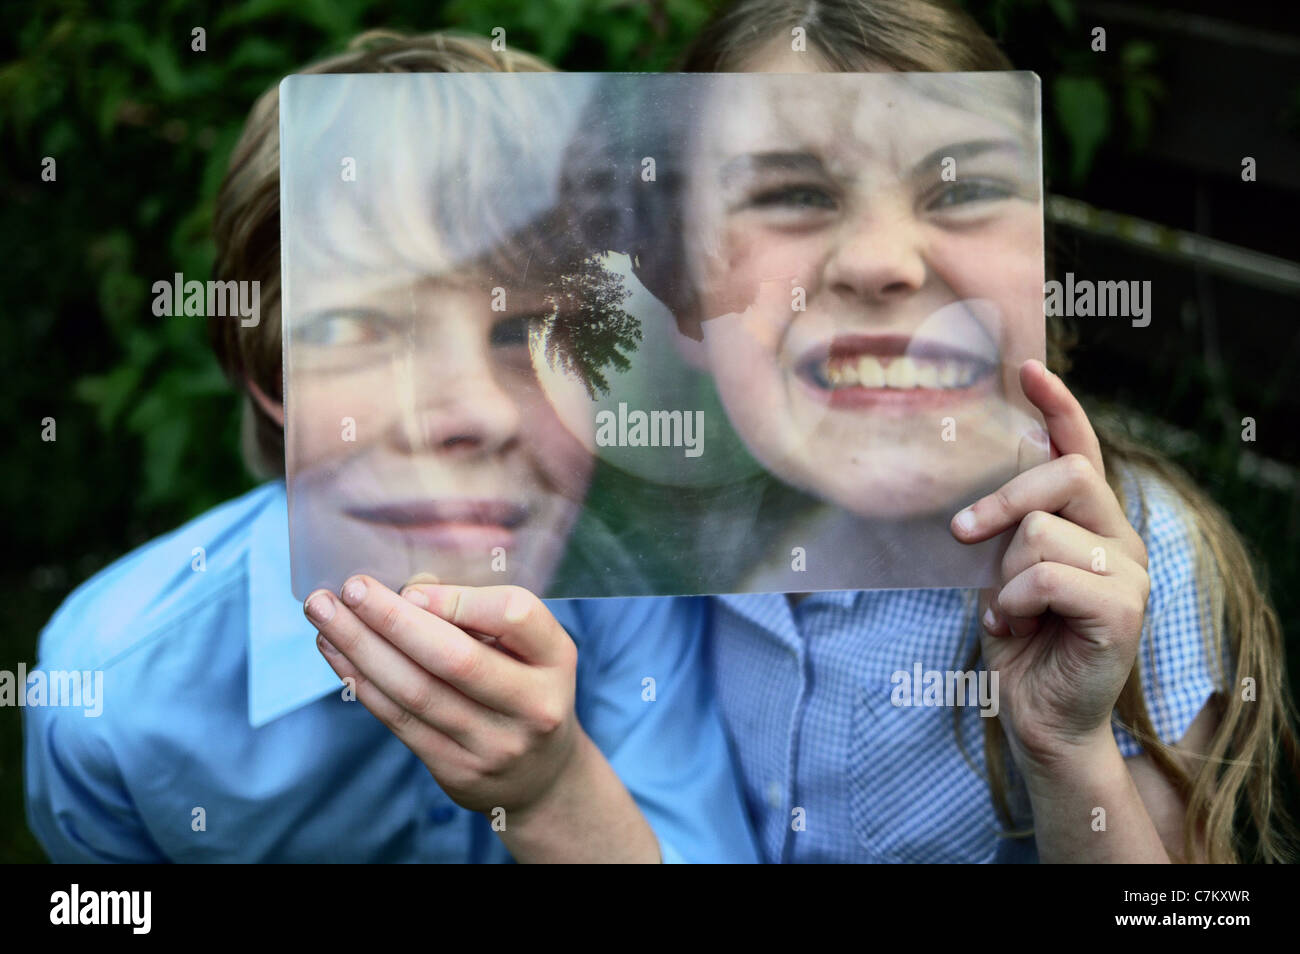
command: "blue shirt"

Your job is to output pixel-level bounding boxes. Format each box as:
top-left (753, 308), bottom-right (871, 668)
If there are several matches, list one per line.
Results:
top-left (708, 466), bottom-right (1224, 863)
top-left (23, 482), bottom-right (760, 863)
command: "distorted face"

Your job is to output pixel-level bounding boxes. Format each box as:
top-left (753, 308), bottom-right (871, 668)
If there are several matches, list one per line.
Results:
top-left (681, 63), bottom-right (1044, 519)
top-left (288, 267), bottom-right (593, 591)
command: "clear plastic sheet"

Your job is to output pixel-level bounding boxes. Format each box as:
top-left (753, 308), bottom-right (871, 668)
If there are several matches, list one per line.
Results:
top-left (279, 71), bottom-right (1046, 599)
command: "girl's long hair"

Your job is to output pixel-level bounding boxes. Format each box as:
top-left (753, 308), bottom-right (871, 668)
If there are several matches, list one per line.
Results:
top-left (681, 0), bottom-right (1300, 862)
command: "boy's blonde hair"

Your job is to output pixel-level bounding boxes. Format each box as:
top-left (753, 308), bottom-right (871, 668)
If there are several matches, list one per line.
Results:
top-left (681, 0), bottom-right (1300, 863)
top-left (210, 30), bottom-right (554, 478)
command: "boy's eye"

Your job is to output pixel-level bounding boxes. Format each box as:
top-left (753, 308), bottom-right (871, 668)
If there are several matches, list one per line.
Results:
top-left (298, 309), bottom-right (398, 348)
top-left (925, 179), bottom-right (1014, 212)
top-left (490, 313), bottom-right (545, 350)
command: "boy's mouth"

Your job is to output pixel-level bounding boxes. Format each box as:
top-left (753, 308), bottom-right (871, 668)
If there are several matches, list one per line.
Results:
top-left (344, 499), bottom-right (528, 552)
top-left (796, 334), bottom-right (998, 409)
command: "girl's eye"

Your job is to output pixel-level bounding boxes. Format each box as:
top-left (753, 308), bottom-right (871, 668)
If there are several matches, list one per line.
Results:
top-left (926, 180), bottom-right (1014, 212)
top-left (747, 184), bottom-right (838, 212)
top-left (298, 309), bottom-right (397, 348)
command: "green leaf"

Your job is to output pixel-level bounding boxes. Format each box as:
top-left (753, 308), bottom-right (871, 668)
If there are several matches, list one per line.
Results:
top-left (75, 364), bottom-right (142, 430)
top-left (140, 413), bottom-right (190, 505)
top-left (228, 36), bottom-right (293, 73)
top-left (1051, 0), bottom-right (1077, 27)
top-left (1124, 85), bottom-right (1153, 147)
top-left (1053, 75), bottom-right (1110, 184)
top-left (1121, 40), bottom-right (1157, 70)
top-left (98, 266), bottom-right (148, 330)
top-left (215, 0), bottom-right (312, 29)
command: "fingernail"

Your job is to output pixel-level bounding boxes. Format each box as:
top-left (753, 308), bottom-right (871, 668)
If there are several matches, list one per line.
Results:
top-left (406, 572), bottom-right (440, 585)
top-left (401, 587), bottom-right (428, 608)
top-left (305, 593), bottom-right (335, 624)
top-left (317, 634), bottom-right (340, 656)
top-left (341, 577), bottom-right (367, 607)
top-left (953, 508), bottom-right (977, 535)
top-left (982, 605), bottom-right (999, 630)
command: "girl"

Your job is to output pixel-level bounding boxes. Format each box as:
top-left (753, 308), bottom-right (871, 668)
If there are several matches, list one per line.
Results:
top-left (659, 68), bottom-right (1046, 592)
top-left (629, 0), bottom-right (1300, 862)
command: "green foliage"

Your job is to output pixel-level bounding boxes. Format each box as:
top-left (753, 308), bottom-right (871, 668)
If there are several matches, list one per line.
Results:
top-left (444, 0), bottom-right (714, 70)
top-left (1053, 74), bottom-right (1109, 184)
top-left (958, 0), bottom-right (1166, 186)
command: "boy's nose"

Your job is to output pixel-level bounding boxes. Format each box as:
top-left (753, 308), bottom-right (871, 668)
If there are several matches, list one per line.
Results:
top-left (821, 206), bottom-right (927, 304)
top-left (396, 362), bottom-right (522, 457)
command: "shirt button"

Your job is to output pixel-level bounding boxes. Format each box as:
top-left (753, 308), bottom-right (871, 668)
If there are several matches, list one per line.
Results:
top-left (428, 805), bottom-right (457, 825)
top-left (766, 780), bottom-right (783, 810)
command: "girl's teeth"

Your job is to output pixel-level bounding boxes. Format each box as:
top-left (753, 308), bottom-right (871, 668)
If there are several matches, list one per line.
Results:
top-left (857, 355), bottom-right (885, 387)
top-left (885, 357), bottom-right (917, 388)
top-left (821, 356), bottom-right (987, 390)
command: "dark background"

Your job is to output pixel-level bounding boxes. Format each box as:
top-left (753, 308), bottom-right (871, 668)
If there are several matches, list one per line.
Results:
top-left (2, 0), bottom-right (1297, 862)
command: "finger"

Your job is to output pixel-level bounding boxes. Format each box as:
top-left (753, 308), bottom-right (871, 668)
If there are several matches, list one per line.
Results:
top-left (314, 631), bottom-right (473, 765)
top-left (400, 584), bottom-right (573, 668)
top-left (306, 587), bottom-right (502, 743)
top-left (978, 588), bottom-right (1013, 638)
top-left (995, 562), bottom-right (1146, 642)
top-left (1019, 359), bottom-right (1104, 475)
top-left (336, 576), bottom-right (532, 713)
top-left (1000, 510), bottom-right (1131, 583)
top-left (951, 452), bottom-right (1130, 543)
top-left (987, 583), bottom-right (1043, 639)
top-left (405, 572), bottom-right (500, 648)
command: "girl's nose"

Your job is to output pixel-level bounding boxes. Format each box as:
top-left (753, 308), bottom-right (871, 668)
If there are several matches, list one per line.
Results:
top-left (395, 355), bottom-right (522, 457)
top-left (821, 206), bottom-right (927, 304)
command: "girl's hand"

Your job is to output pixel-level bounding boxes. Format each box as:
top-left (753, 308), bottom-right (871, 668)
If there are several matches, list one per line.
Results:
top-left (303, 577), bottom-right (581, 816)
top-left (951, 359), bottom-right (1150, 781)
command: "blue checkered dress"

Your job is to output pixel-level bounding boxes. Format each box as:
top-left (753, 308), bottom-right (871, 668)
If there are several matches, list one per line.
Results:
top-left (708, 466), bottom-right (1225, 863)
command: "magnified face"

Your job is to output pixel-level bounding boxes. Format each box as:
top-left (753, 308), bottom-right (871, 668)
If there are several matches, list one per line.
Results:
top-left (288, 267), bottom-right (593, 592)
top-left (682, 69), bottom-right (1044, 520)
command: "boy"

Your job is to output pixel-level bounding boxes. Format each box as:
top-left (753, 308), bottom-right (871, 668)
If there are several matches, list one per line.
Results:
top-left (23, 30), bottom-right (758, 864)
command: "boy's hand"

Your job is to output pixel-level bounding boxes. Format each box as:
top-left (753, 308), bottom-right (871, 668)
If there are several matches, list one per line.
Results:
top-left (951, 359), bottom-right (1150, 783)
top-left (303, 577), bottom-right (580, 817)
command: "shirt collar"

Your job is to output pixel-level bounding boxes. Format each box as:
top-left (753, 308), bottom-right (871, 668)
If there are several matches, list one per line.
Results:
top-left (713, 589), bottom-right (868, 652)
top-left (246, 482), bottom-right (342, 728)
top-left (712, 592), bottom-right (803, 652)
